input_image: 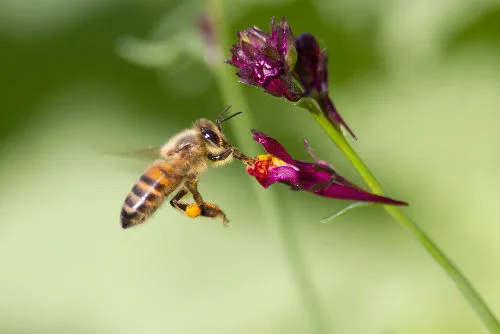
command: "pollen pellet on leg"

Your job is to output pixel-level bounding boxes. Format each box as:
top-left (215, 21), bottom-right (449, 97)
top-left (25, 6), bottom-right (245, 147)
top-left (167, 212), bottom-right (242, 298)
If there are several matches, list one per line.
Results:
top-left (186, 204), bottom-right (201, 218)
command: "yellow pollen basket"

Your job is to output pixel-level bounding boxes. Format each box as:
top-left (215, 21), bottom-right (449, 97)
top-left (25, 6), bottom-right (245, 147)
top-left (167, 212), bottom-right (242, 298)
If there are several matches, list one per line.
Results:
top-left (186, 204), bottom-right (201, 218)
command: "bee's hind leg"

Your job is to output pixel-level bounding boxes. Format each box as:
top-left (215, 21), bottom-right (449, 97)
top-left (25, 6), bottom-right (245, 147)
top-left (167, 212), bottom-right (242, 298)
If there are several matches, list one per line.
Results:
top-left (184, 178), bottom-right (229, 227)
top-left (170, 187), bottom-right (204, 220)
top-left (199, 203), bottom-right (229, 227)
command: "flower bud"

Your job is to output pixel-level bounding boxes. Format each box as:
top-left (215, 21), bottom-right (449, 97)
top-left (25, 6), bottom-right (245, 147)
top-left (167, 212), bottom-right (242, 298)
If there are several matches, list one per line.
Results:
top-left (226, 17), bottom-right (302, 101)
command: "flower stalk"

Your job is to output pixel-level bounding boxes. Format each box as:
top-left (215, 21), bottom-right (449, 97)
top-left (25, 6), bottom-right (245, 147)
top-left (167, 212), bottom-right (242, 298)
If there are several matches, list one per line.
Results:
top-left (298, 97), bottom-right (500, 334)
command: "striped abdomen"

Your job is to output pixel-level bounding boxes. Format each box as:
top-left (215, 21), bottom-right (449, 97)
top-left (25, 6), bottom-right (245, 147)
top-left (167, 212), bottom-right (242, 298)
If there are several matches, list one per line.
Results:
top-left (121, 161), bottom-right (183, 228)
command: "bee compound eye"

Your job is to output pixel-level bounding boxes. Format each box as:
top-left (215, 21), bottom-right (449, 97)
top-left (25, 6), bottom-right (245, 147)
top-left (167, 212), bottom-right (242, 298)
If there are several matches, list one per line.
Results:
top-left (202, 128), bottom-right (219, 144)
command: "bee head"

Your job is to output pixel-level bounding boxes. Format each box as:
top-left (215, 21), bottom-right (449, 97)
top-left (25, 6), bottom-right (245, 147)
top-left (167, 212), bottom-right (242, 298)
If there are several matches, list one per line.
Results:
top-left (196, 118), bottom-right (228, 151)
top-left (194, 106), bottom-right (242, 164)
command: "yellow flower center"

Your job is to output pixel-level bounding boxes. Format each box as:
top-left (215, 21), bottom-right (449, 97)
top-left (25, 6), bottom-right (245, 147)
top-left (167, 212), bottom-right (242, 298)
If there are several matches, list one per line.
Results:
top-left (246, 154), bottom-right (288, 182)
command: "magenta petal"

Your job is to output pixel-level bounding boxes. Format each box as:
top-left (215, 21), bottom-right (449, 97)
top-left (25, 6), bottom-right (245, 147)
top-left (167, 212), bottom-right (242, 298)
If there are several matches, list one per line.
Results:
top-left (246, 27), bottom-right (270, 48)
top-left (270, 17), bottom-right (278, 44)
top-left (266, 165), bottom-right (299, 188)
top-left (274, 17), bottom-right (294, 64)
top-left (292, 161), bottom-right (358, 190)
top-left (240, 41), bottom-right (259, 61)
top-left (293, 161), bottom-right (406, 205)
top-left (251, 130), bottom-right (295, 164)
top-left (315, 183), bottom-right (408, 206)
top-left (263, 77), bottom-right (302, 101)
top-left (251, 55), bottom-right (284, 86)
top-left (294, 162), bottom-right (332, 186)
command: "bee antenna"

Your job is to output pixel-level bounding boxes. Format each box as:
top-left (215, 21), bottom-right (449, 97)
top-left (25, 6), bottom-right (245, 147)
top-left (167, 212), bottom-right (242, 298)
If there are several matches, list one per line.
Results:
top-left (220, 111), bottom-right (242, 125)
top-left (216, 105), bottom-right (232, 128)
top-left (216, 106), bottom-right (242, 131)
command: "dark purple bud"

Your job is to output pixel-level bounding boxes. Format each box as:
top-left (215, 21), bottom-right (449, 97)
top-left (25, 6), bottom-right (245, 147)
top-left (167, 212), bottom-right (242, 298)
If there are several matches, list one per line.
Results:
top-left (295, 33), bottom-right (356, 139)
top-left (295, 33), bottom-right (323, 93)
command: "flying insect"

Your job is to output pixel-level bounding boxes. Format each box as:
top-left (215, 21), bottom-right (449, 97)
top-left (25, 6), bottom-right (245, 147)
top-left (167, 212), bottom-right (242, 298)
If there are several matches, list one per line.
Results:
top-left (120, 107), bottom-right (251, 229)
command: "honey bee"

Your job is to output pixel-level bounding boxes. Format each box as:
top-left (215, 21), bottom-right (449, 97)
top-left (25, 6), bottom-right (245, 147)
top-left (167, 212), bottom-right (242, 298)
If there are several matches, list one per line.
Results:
top-left (120, 106), bottom-right (251, 229)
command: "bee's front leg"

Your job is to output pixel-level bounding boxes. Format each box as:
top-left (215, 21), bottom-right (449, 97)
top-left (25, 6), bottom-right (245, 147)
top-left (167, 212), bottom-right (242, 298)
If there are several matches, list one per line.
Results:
top-left (232, 148), bottom-right (254, 166)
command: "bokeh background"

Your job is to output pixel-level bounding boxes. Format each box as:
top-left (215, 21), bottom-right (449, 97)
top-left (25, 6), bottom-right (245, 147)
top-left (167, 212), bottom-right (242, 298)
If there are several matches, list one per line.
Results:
top-left (2, 0), bottom-right (500, 333)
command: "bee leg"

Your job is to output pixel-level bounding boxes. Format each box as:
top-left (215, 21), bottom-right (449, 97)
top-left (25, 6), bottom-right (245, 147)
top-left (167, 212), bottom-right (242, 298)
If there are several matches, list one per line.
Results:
top-left (169, 188), bottom-right (188, 208)
top-left (170, 188), bottom-right (203, 219)
top-left (199, 203), bottom-right (229, 227)
top-left (184, 178), bottom-right (204, 205)
top-left (184, 179), bottom-right (229, 227)
top-left (207, 149), bottom-right (233, 161)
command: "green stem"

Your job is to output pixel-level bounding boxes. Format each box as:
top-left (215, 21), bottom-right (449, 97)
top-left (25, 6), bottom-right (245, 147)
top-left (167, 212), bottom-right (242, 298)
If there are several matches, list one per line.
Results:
top-left (300, 98), bottom-right (500, 333)
top-left (204, 2), bottom-right (328, 333)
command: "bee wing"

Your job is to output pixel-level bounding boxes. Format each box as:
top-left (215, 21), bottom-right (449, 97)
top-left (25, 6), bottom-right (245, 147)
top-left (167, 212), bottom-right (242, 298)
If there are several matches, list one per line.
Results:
top-left (102, 146), bottom-right (162, 161)
top-left (99, 146), bottom-right (162, 174)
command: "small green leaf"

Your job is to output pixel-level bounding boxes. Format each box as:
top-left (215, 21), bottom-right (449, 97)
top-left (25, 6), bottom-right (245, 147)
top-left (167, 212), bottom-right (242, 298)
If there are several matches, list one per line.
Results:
top-left (320, 202), bottom-right (373, 223)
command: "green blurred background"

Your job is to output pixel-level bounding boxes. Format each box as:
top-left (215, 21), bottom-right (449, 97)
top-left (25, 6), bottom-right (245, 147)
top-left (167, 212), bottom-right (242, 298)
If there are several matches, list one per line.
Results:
top-left (2, 0), bottom-right (500, 333)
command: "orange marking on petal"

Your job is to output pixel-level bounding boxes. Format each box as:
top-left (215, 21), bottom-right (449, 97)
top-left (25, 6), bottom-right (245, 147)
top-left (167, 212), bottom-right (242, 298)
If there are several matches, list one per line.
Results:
top-left (247, 154), bottom-right (287, 176)
top-left (246, 154), bottom-right (289, 186)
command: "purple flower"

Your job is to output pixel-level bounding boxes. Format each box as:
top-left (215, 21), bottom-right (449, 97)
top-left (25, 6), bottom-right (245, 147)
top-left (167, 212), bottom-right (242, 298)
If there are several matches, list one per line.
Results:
top-left (227, 17), bottom-right (357, 139)
top-left (246, 130), bottom-right (408, 206)
top-left (226, 17), bottom-right (302, 101)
